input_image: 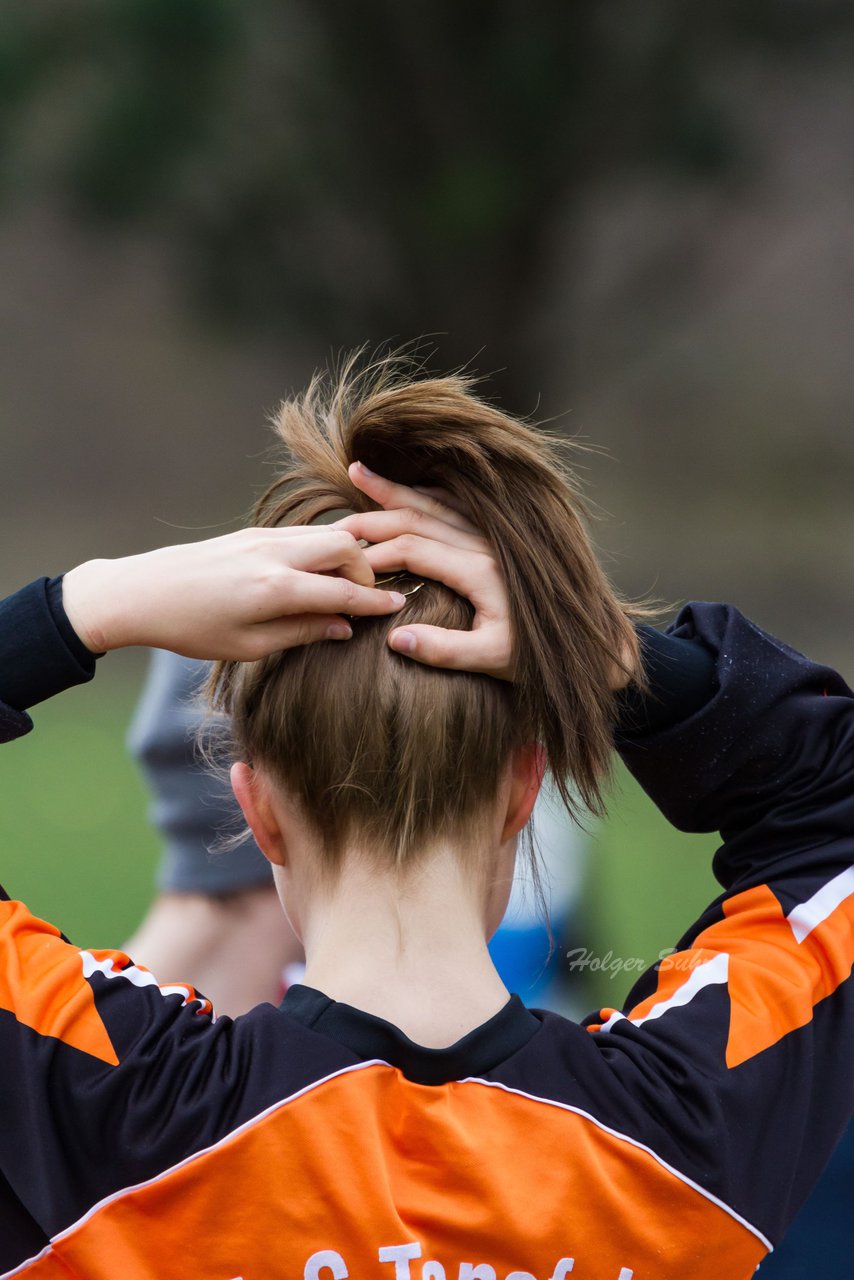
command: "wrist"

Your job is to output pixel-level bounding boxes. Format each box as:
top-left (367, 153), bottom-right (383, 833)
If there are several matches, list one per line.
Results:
top-left (62, 559), bottom-right (127, 653)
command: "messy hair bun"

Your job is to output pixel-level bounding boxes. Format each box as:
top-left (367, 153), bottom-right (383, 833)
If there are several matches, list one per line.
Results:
top-left (211, 351), bottom-right (640, 863)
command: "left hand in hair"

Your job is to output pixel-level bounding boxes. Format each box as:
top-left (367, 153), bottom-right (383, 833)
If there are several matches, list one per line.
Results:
top-left (336, 462), bottom-right (515, 681)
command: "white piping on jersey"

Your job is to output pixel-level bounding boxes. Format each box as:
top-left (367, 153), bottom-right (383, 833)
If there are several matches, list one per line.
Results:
top-left (597, 951), bottom-right (730, 1034)
top-left (786, 865), bottom-right (854, 944)
top-left (0, 1058), bottom-right (388, 1278)
top-left (79, 950), bottom-right (214, 1018)
top-left (458, 1075), bottom-right (774, 1254)
top-left (0, 1054), bottom-right (773, 1277)
top-left (0, 1241), bottom-right (53, 1279)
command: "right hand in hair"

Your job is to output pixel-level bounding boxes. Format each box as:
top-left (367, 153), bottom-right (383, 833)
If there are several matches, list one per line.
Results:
top-left (61, 527), bottom-right (408, 660)
top-left (335, 462), bottom-right (515, 681)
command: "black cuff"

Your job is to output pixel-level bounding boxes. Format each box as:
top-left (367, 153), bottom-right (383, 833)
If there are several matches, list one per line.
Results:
top-left (616, 624), bottom-right (718, 741)
top-left (46, 576), bottom-right (104, 666)
top-left (0, 577), bottom-right (99, 712)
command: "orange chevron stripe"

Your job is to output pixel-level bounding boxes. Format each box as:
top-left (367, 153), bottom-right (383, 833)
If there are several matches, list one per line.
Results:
top-left (586, 946), bottom-right (721, 1035)
top-left (696, 882), bottom-right (854, 1068)
top-left (596, 880), bottom-right (854, 1068)
top-left (0, 900), bottom-right (119, 1066)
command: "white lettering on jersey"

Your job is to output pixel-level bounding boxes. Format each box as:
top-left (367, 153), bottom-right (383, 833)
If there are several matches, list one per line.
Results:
top-left (299, 1244), bottom-right (629, 1280)
top-left (304, 1249), bottom-right (349, 1280)
top-left (379, 1242), bottom-right (423, 1279)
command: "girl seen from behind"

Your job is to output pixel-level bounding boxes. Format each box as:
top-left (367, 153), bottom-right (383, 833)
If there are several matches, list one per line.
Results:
top-left (0, 354), bottom-right (850, 1278)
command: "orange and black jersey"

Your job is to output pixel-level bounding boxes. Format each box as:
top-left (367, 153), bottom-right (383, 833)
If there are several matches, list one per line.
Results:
top-left (0, 580), bottom-right (852, 1279)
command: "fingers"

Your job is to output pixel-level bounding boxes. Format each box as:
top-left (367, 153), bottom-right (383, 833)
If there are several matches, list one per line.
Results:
top-left (347, 462), bottom-right (478, 535)
top-left (282, 570), bottom-right (406, 618)
top-left (358, 535), bottom-right (501, 610)
top-left (387, 623), bottom-right (513, 681)
top-left (269, 528), bottom-right (376, 589)
top-left (334, 507), bottom-right (488, 556)
top-left (256, 526), bottom-right (334, 538)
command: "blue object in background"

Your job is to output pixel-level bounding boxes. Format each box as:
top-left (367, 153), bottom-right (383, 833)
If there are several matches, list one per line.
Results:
top-left (488, 912), bottom-right (568, 1006)
top-left (490, 779), bottom-right (585, 1010)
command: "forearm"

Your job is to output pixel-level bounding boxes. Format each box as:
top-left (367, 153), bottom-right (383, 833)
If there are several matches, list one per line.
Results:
top-left (0, 529), bottom-right (405, 738)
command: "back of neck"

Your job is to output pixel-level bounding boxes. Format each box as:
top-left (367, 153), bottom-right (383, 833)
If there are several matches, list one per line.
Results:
top-left (299, 848), bottom-right (511, 1048)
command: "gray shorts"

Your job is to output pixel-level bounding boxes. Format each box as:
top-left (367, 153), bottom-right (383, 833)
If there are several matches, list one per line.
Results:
top-left (127, 649), bottom-right (272, 895)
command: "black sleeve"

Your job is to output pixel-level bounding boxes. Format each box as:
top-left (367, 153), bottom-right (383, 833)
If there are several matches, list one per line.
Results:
top-left (620, 602), bottom-right (853, 875)
top-left (616, 621), bottom-right (718, 740)
top-left (580, 601), bottom-right (854, 1247)
top-left (0, 578), bottom-right (99, 734)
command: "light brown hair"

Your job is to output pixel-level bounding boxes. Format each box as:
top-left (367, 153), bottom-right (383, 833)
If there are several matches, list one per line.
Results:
top-left (209, 353), bottom-right (640, 871)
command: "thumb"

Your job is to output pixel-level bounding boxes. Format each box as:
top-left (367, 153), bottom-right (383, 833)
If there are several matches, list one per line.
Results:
top-left (387, 624), bottom-right (471, 671)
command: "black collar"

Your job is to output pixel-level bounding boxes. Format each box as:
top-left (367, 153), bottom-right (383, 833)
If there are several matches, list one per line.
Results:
top-left (281, 984), bottom-right (540, 1086)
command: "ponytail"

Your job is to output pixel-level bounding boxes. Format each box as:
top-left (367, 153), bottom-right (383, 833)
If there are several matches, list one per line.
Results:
top-left (211, 352), bottom-right (641, 863)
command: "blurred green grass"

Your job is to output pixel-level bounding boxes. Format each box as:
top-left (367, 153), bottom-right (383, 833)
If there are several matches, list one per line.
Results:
top-left (584, 771), bottom-right (718, 1008)
top-left (0, 665), bottom-right (719, 1008)
top-left (0, 660), bottom-right (160, 949)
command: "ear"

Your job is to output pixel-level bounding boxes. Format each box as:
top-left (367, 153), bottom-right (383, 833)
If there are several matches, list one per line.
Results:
top-left (230, 762), bottom-right (288, 867)
top-left (501, 743), bottom-right (544, 841)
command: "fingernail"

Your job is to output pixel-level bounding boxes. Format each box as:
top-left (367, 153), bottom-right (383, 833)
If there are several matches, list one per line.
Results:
top-left (391, 630), bottom-right (416, 654)
top-left (388, 591), bottom-right (407, 607)
top-left (356, 461), bottom-right (377, 477)
top-left (326, 623), bottom-right (352, 641)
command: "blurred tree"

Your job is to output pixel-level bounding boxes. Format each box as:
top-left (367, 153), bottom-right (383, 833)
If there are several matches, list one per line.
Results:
top-left (0, 0), bottom-right (851, 408)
